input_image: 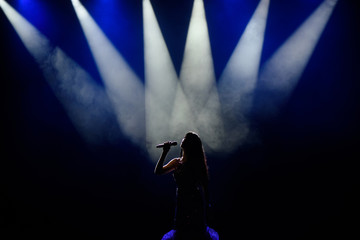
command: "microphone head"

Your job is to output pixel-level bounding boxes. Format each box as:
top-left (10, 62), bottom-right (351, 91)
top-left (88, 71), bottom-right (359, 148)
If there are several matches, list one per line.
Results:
top-left (156, 141), bottom-right (178, 148)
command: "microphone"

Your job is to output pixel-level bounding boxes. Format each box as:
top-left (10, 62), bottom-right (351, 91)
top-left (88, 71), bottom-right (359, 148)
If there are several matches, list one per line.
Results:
top-left (156, 141), bottom-right (177, 148)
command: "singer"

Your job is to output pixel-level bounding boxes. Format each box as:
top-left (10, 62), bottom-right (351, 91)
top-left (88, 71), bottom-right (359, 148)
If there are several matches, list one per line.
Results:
top-left (154, 131), bottom-right (219, 240)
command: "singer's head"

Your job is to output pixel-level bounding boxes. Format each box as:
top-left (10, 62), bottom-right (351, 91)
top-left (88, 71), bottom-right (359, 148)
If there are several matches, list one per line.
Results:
top-left (181, 131), bottom-right (202, 151)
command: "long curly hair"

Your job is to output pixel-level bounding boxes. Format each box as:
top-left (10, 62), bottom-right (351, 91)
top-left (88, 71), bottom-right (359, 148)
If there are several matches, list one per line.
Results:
top-left (181, 131), bottom-right (209, 187)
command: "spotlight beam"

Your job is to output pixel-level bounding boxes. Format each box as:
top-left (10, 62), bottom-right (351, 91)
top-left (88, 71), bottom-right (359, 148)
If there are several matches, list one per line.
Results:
top-left (179, 0), bottom-right (216, 110)
top-left (218, 0), bottom-right (270, 151)
top-left (171, 0), bottom-right (224, 151)
top-left (143, 0), bottom-right (179, 161)
top-left (258, 0), bottom-right (338, 114)
top-left (72, 0), bottom-right (145, 146)
top-left (0, 0), bottom-right (120, 144)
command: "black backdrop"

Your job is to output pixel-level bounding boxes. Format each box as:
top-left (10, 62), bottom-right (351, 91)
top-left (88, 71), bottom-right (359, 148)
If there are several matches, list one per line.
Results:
top-left (1, 0), bottom-right (359, 239)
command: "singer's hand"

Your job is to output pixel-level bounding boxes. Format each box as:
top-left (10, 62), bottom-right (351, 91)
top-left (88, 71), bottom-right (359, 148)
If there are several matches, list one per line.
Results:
top-left (162, 141), bottom-right (172, 152)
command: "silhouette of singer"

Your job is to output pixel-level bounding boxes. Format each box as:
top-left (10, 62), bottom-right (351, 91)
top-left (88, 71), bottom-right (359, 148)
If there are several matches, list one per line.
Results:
top-left (155, 131), bottom-right (219, 240)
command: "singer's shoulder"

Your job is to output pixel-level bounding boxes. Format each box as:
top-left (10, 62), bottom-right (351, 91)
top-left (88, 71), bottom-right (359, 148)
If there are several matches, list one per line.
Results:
top-left (170, 157), bottom-right (182, 166)
top-left (172, 157), bottom-right (181, 163)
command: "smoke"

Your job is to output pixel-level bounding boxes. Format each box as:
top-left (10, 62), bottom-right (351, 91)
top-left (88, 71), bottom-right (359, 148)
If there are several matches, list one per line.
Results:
top-left (43, 48), bottom-right (122, 144)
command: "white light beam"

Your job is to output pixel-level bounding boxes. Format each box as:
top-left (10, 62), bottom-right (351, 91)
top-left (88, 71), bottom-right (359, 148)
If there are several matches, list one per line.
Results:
top-left (143, 0), bottom-right (179, 161)
top-left (0, 0), bottom-right (120, 144)
top-left (72, 0), bottom-right (146, 146)
top-left (171, 0), bottom-right (224, 152)
top-left (259, 0), bottom-right (338, 115)
top-left (218, 0), bottom-right (270, 151)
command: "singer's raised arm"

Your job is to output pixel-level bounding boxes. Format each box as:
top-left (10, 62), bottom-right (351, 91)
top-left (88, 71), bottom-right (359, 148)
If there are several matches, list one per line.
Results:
top-left (154, 142), bottom-right (180, 175)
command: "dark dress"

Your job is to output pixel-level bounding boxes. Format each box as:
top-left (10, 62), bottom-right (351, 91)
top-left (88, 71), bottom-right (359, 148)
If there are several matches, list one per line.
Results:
top-left (161, 161), bottom-right (219, 240)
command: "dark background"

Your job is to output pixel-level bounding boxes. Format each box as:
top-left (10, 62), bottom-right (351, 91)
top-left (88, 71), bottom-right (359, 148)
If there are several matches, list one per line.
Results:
top-left (1, 0), bottom-right (359, 239)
